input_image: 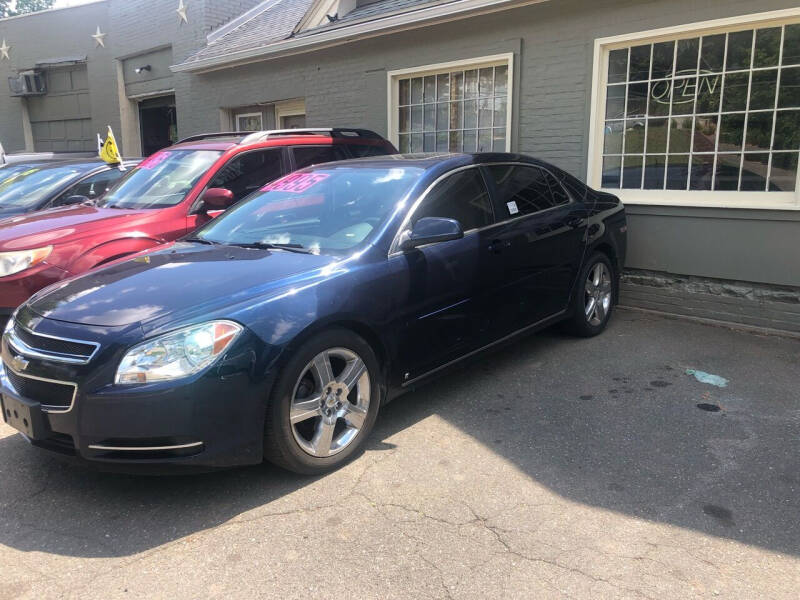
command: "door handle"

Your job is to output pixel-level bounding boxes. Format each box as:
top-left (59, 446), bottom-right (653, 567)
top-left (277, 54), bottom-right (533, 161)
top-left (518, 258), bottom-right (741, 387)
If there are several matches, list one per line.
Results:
top-left (566, 216), bottom-right (584, 229)
top-left (488, 239), bottom-right (512, 254)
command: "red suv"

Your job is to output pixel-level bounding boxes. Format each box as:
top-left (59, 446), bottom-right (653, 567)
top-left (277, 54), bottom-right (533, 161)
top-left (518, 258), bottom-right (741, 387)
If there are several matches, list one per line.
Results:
top-left (0, 128), bottom-right (396, 321)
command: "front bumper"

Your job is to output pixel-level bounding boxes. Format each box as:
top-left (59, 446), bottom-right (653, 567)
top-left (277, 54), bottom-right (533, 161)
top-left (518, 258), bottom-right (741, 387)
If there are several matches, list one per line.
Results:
top-left (0, 319), bottom-right (271, 471)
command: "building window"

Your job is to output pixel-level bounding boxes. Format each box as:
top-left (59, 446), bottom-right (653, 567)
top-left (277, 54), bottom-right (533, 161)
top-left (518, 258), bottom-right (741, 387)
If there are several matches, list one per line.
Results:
top-left (236, 112), bottom-right (263, 132)
top-left (592, 15), bottom-right (800, 206)
top-left (275, 99), bottom-right (306, 129)
top-left (389, 55), bottom-right (513, 154)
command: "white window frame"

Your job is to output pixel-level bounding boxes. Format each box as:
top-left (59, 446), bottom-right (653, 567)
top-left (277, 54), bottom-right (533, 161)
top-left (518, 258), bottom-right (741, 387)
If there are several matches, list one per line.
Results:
top-left (235, 112), bottom-right (263, 132)
top-left (588, 8), bottom-right (800, 210)
top-left (387, 53), bottom-right (514, 153)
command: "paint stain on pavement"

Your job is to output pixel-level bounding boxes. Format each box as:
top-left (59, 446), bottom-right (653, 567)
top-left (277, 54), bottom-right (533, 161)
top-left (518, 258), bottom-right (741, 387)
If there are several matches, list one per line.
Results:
top-left (686, 369), bottom-right (729, 387)
top-left (703, 504), bottom-right (735, 526)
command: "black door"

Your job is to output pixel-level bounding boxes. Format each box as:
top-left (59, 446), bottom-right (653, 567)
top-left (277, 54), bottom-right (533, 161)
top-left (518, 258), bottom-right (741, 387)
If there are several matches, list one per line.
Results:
top-left (392, 167), bottom-right (497, 382)
top-left (139, 96), bottom-right (177, 157)
top-left (484, 164), bottom-right (587, 332)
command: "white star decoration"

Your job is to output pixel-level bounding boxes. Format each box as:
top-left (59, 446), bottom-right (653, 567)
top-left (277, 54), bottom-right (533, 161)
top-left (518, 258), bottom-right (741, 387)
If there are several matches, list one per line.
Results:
top-left (177, 0), bottom-right (188, 25)
top-left (0, 39), bottom-right (9, 60)
top-left (92, 26), bottom-right (107, 48)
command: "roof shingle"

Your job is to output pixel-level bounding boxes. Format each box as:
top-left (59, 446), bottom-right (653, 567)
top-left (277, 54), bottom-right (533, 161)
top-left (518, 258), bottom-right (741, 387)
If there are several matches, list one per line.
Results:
top-left (182, 0), bottom-right (315, 64)
top-left (179, 0), bottom-right (469, 67)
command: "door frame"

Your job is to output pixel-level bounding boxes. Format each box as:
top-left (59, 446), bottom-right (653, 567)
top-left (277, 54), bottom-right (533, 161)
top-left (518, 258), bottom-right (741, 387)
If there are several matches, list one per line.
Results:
top-left (119, 89), bottom-right (175, 157)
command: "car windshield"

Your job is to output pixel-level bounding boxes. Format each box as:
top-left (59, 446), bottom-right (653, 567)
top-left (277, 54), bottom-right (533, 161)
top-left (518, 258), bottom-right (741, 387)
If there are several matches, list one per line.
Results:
top-left (98, 150), bottom-right (222, 209)
top-left (0, 163), bottom-right (45, 185)
top-left (0, 164), bottom-right (85, 208)
top-left (193, 166), bottom-right (423, 254)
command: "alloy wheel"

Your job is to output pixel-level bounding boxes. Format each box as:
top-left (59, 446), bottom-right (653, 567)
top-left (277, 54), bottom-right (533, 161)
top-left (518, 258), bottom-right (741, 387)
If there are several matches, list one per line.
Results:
top-left (584, 262), bottom-right (612, 326)
top-left (289, 347), bottom-right (371, 458)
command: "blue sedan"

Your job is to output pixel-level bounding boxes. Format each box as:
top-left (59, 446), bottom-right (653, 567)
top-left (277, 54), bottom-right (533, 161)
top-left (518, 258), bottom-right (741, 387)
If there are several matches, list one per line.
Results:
top-left (1, 153), bottom-right (626, 474)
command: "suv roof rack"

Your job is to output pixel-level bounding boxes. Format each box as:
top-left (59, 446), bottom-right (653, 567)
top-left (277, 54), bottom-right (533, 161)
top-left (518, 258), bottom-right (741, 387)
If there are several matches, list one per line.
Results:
top-left (176, 131), bottom-right (254, 144)
top-left (176, 128), bottom-right (383, 147)
top-left (239, 128), bottom-right (382, 144)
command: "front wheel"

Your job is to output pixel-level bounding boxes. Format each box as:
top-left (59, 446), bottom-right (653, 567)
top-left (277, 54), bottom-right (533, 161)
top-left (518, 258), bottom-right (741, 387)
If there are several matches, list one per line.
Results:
top-left (565, 252), bottom-right (616, 337)
top-left (263, 329), bottom-right (381, 474)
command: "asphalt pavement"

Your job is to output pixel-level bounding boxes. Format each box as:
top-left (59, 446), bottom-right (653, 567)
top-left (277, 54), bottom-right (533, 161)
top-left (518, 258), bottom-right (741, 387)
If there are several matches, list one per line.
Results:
top-left (1, 308), bottom-right (798, 599)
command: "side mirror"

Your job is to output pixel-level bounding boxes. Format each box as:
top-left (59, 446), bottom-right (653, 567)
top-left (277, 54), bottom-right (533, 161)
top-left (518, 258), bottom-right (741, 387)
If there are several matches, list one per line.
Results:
top-left (56, 195), bottom-right (90, 207)
top-left (399, 217), bottom-right (464, 251)
top-left (201, 187), bottom-right (235, 211)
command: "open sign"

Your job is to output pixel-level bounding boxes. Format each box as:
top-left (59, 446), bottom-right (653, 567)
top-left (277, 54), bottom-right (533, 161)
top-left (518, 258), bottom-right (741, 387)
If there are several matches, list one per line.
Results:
top-left (650, 69), bottom-right (720, 105)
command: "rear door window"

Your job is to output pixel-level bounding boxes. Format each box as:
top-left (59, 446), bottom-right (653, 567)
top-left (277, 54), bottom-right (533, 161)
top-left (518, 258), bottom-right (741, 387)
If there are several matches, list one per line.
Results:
top-left (413, 168), bottom-right (494, 231)
top-left (292, 146), bottom-right (349, 170)
top-left (487, 165), bottom-right (571, 220)
top-left (209, 148), bottom-right (285, 203)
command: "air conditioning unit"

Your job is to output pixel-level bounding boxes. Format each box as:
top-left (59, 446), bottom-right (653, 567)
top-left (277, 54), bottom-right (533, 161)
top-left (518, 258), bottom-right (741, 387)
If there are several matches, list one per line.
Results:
top-left (8, 71), bottom-right (46, 97)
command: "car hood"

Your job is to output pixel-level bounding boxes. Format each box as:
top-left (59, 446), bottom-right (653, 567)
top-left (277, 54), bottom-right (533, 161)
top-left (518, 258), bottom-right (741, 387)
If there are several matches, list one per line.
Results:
top-left (27, 242), bottom-right (337, 327)
top-left (0, 204), bottom-right (147, 251)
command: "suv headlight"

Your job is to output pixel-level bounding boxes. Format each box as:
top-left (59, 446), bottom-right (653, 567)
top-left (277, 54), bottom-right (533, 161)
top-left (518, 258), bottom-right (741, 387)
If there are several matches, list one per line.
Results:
top-left (115, 320), bottom-right (242, 385)
top-left (0, 247), bottom-right (53, 278)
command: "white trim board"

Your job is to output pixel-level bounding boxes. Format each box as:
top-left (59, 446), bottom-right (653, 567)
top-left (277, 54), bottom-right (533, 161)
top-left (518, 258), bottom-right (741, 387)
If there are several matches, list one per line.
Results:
top-left (386, 53), bottom-right (514, 152)
top-left (587, 7), bottom-right (800, 210)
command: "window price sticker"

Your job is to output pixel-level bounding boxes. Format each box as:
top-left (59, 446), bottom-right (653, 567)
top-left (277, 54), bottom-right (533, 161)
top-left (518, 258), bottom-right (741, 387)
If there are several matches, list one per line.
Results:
top-left (262, 172), bottom-right (330, 193)
top-left (507, 201), bottom-right (519, 215)
top-left (139, 152), bottom-right (170, 170)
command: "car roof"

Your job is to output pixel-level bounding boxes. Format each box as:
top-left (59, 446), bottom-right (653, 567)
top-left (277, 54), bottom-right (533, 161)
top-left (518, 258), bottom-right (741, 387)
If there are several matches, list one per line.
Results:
top-left (0, 158), bottom-right (140, 170)
top-left (301, 152), bottom-right (547, 171)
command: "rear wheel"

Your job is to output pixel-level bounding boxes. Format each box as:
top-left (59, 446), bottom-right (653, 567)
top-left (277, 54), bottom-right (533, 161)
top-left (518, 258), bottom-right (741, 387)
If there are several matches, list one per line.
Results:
top-left (263, 329), bottom-right (381, 474)
top-left (565, 252), bottom-right (616, 337)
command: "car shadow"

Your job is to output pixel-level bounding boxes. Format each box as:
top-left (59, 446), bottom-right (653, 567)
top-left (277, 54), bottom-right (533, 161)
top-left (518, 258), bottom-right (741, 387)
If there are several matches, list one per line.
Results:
top-left (0, 310), bottom-right (798, 559)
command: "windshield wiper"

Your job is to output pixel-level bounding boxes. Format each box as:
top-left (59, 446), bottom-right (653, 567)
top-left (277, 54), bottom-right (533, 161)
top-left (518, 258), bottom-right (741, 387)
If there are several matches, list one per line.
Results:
top-left (184, 237), bottom-right (220, 245)
top-left (229, 241), bottom-right (314, 254)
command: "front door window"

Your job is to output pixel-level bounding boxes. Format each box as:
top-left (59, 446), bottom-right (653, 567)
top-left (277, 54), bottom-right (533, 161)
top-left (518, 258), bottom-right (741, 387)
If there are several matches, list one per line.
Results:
top-left (281, 114), bottom-right (306, 129)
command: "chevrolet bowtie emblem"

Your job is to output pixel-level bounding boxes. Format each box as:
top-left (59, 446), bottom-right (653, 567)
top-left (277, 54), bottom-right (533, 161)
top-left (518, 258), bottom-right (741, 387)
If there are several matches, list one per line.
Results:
top-left (10, 355), bottom-right (29, 372)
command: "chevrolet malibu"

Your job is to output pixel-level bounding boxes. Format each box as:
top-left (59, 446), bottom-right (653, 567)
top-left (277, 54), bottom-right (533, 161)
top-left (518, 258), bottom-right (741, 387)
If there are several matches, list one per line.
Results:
top-left (1, 153), bottom-right (626, 474)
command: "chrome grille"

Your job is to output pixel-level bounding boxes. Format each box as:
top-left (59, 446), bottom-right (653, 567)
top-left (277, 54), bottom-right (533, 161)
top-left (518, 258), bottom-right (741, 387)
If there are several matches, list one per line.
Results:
top-left (4, 366), bottom-right (76, 412)
top-left (6, 322), bottom-right (99, 364)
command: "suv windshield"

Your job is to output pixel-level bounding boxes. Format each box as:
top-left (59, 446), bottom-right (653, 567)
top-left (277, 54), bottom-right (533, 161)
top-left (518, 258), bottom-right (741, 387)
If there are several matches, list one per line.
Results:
top-left (194, 166), bottom-right (423, 254)
top-left (99, 150), bottom-right (222, 209)
top-left (0, 164), bottom-right (85, 208)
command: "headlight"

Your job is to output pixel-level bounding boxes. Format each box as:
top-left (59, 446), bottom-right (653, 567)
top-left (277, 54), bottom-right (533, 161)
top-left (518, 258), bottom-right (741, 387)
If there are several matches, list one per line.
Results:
top-left (0, 246), bottom-right (53, 278)
top-left (115, 320), bottom-right (242, 385)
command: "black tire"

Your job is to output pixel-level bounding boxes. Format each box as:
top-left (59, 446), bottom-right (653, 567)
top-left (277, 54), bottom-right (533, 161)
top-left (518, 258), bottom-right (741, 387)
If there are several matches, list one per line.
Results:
top-left (564, 251), bottom-right (616, 337)
top-left (263, 329), bottom-right (381, 475)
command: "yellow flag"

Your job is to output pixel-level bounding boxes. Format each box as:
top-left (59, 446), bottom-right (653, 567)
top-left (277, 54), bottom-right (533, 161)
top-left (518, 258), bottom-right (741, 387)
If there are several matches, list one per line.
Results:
top-left (99, 126), bottom-right (123, 165)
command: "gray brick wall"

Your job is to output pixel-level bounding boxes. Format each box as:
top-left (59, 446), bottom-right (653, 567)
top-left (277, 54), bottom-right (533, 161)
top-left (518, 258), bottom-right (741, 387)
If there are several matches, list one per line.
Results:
top-left (620, 270), bottom-right (800, 334)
